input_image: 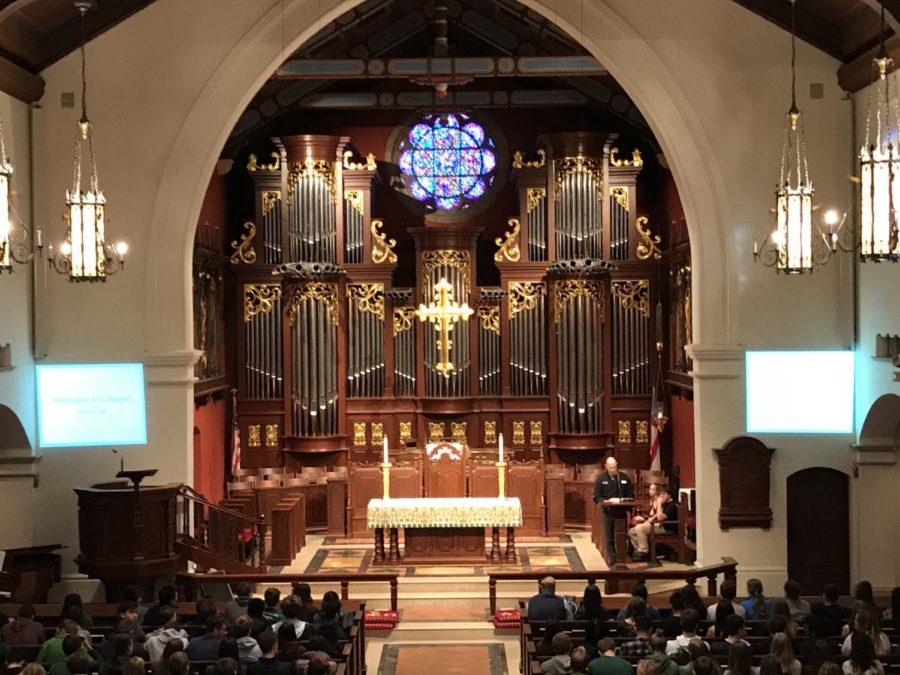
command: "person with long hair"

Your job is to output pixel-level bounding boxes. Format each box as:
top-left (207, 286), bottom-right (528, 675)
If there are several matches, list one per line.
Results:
top-left (619, 597), bottom-right (648, 636)
top-left (852, 583), bottom-right (880, 618)
top-left (60, 595), bottom-right (93, 630)
top-left (741, 579), bottom-right (772, 620)
top-left (882, 586), bottom-right (900, 620)
top-left (841, 631), bottom-right (883, 675)
top-left (759, 656), bottom-right (781, 675)
top-left (20, 665), bottom-right (47, 675)
top-left (574, 584), bottom-right (607, 659)
top-left (840, 609), bottom-right (890, 657)
top-left (681, 585), bottom-right (707, 615)
top-left (770, 634), bottom-right (801, 675)
top-left (782, 581), bottom-right (810, 624)
top-left (802, 640), bottom-right (833, 675)
top-left (122, 657), bottom-right (145, 675)
top-left (724, 641), bottom-right (757, 675)
top-left (713, 600), bottom-right (736, 638)
top-left (536, 618), bottom-right (562, 657)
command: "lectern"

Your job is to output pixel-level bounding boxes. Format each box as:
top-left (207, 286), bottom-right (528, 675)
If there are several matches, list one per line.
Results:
top-left (600, 500), bottom-right (635, 592)
top-left (74, 481), bottom-right (180, 601)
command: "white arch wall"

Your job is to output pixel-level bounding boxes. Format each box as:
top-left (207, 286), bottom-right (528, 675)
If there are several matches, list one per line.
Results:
top-left (24, 0), bottom-right (857, 582)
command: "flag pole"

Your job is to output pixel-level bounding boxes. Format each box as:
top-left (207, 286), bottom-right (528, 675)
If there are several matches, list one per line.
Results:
top-left (230, 387), bottom-right (241, 477)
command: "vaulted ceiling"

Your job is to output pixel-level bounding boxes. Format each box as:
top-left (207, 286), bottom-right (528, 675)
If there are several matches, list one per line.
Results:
top-left (0, 0), bottom-right (894, 106)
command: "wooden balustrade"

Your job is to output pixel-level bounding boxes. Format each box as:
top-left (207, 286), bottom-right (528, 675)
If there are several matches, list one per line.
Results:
top-left (487, 556), bottom-right (737, 614)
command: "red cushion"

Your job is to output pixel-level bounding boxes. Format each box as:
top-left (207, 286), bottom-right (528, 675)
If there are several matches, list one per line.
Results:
top-left (365, 610), bottom-right (399, 629)
top-left (493, 608), bottom-right (520, 623)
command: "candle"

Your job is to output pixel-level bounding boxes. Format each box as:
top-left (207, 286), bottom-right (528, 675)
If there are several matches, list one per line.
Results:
top-left (498, 432), bottom-right (504, 463)
top-left (383, 435), bottom-right (389, 464)
top-left (36, 228), bottom-right (42, 248)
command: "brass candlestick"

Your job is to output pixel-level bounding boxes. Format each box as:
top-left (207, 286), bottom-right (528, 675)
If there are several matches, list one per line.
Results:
top-left (380, 462), bottom-right (392, 499)
top-left (496, 460), bottom-right (507, 499)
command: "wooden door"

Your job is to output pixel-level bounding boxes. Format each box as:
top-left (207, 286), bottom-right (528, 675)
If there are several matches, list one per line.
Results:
top-left (787, 468), bottom-right (850, 594)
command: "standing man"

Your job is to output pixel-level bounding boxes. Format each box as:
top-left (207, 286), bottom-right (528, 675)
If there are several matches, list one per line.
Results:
top-left (593, 456), bottom-right (635, 565)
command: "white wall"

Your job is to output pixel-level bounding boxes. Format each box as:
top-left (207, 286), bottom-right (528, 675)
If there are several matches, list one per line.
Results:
top-left (16, 0), bottom-right (870, 584)
top-left (0, 91), bottom-right (38, 549)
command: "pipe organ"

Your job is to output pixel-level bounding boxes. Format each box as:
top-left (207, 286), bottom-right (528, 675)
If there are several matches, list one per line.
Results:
top-left (232, 131), bottom-right (666, 469)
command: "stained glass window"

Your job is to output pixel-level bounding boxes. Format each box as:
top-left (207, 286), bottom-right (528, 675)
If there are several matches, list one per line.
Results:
top-left (398, 113), bottom-right (497, 211)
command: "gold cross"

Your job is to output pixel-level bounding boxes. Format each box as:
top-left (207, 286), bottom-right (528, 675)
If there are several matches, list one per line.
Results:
top-left (415, 277), bottom-right (474, 374)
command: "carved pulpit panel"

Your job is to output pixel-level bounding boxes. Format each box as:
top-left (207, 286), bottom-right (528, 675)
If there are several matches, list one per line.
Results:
top-left (714, 436), bottom-right (775, 529)
top-left (470, 464), bottom-right (500, 498)
top-left (425, 441), bottom-right (466, 497)
top-left (391, 466), bottom-right (422, 498)
top-left (508, 461), bottom-right (544, 535)
top-left (348, 467), bottom-right (382, 536)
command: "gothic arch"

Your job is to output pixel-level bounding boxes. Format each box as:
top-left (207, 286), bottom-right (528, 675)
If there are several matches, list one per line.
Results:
top-left (0, 404), bottom-right (31, 452)
top-left (859, 394), bottom-right (900, 449)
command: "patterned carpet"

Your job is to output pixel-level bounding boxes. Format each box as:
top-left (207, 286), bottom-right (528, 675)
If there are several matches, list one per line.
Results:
top-left (304, 544), bottom-right (584, 575)
top-left (378, 644), bottom-right (508, 675)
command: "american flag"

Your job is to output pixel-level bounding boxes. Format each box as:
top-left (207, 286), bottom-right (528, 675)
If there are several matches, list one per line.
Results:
top-left (230, 390), bottom-right (241, 476)
top-left (649, 386), bottom-right (661, 471)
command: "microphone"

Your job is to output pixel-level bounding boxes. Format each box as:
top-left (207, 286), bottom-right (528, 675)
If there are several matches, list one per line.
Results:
top-left (112, 448), bottom-right (123, 473)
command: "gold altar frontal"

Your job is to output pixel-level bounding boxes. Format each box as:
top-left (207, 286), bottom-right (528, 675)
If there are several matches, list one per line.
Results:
top-left (367, 497), bottom-right (523, 565)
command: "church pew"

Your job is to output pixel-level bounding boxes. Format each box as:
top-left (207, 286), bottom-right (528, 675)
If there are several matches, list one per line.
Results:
top-left (269, 494), bottom-right (306, 565)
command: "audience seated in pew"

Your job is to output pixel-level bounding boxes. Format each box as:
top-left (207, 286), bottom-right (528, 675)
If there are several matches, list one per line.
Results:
top-left (574, 584), bottom-right (608, 659)
top-left (97, 621), bottom-right (146, 662)
top-left (96, 635), bottom-right (134, 675)
top-left (204, 657), bottom-right (241, 675)
top-left (725, 641), bottom-right (757, 675)
top-left (588, 638), bottom-right (632, 675)
top-left (45, 636), bottom-right (99, 675)
top-left (186, 617), bottom-right (229, 662)
top-left (783, 583), bottom-right (811, 626)
top-left (617, 586), bottom-right (662, 622)
top-left (537, 620), bottom-right (563, 657)
top-left (246, 630), bottom-right (291, 675)
top-left (742, 581), bottom-right (773, 622)
top-left (770, 634), bottom-right (801, 675)
top-left (245, 601), bottom-right (267, 640)
top-left (843, 632), bottom-right (883, 675)
top-left (194, 600), bottom-right (218, 630)
top-left (708, 582), bottom-right (747, 623)
top-left (881, 589), bottom-right (900, 621)
top-left (648, 634), bottom-right (687, 675)
top-left (289, 585), bottom-right (317, 617)
top-left (529, 578), bottom-right (569, 623)
top-left (121, 588), bottom-right (148, 626)
top-left (571, 646), bottom-right (590, 674)
top-left (667, 610), bottom-right (709, 656)
top-left (619, 599), bottom-right (649, 637)
top-left (60, 598), bottom-right (93, 633)
top-left (144, 608), bottom-right (189, 664)
top-left (224, 588), bottom-right (251, 626)
top-left (151, 638), bottom-right (185, 675)
top-left (271, 599), bottom-right (309, 641)
top-left (711, 616), bottom-right (749, 656)
top-left (851, 584), bottom-right (880, 621)
top-left (144, 588), bottom-right (179, 630)
top-left (662, 591), bottom-right (687, 639)
top-left (231, 618), bottom-right (261, 664)
top-left (620, 617), bottom-right (652, 657)
top-left (121, 656), bottom-right (144, 675)
top-left (36, 623), bottom-right (99, 666)
top-left (2, 607), bottom-right (45, 646)
top-left (261, 592), bottom-right (282, 629)
top-left (540, 632), bottom-right (573, 675)
top-left (840, 610), bottom-right (890, 657)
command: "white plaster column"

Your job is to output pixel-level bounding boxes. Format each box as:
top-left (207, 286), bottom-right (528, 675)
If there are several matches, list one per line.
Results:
top-left (851, 444), bottom-right (898, 591)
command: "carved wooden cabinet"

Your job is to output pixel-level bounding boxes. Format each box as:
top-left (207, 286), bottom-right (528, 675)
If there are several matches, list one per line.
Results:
top-left (714, 436), bottom-right (775, 529)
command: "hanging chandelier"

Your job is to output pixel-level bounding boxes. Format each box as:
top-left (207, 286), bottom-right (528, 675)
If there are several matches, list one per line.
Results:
top-left (0, 115), bottom-right (35, 273)
top-left (754, 0), bottom-right (832, 274)
top-left (859, 1), bottom-right (900, 262)
top-left (48, 0), bottom-right (126, 281)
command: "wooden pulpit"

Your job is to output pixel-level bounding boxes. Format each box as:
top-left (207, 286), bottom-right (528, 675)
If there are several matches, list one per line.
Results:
top-left (424, 442), bottom-right (466, 497)
top-left (74, 481), bottom-right (181, 601)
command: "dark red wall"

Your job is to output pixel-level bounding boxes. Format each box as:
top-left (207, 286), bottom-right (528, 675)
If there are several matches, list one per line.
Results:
top-left (193, 397), bottom-right (226, 503)
top-left (196, 170), bottom-right (228, 250)
top-left (670, 393), bottom-right (695, 488)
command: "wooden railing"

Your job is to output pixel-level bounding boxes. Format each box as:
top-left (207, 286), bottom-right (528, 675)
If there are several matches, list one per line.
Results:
top-left (488, 556), bottom-right (737, 614)
top-left (176, 485), bottom-right (266, 571)
top-left (175, 571), bottom-right (400, 612)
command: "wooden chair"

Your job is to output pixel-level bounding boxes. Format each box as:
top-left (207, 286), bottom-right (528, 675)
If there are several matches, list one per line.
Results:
top-left (259, 467), bottom-right (287, 478)
top-left (233, 468), bottom-right (257, 478)
top-left (227, 481), bottom-right (252, 495)
top-left (281, 476), bottom-right (310, 487)
top-left (650, 498), bottom-right (692, 563)
top-left (251, 479), bottom-right (281, 489)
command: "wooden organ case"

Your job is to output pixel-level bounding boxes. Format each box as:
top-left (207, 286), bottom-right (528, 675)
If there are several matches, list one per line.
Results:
top-left (232, 131), bottom-right (664, 490)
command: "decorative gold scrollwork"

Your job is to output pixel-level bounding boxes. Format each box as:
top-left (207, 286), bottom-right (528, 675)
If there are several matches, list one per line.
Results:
top-left (526, 188), bottom-right (546, 214)
top-left (483, 420), bottom-right (497, 446)
top-left (477, 306), bottom-right (500, 334)
top-left (421, 250), bottom-right (471, 293)
top-left (428, 422), bottom-right (445, 443)
top-left (450, 421), bottom-right (467, 444)
top-left (529, 420), bottom-right (543, 446)
top-left (511, 421), bottom-right (526, 446)
top-left (635, 216), bottom-right (662, 261)
top-left (399, 421), bottom-right (413, 444)
top-left (635, 420), bottom-right (650, 444)
top-left (353, 422), bottom-right (368, 447)
top-left (347, 283), bottom-right (385, 320)
top-left (343, 150), bottom-right (377, 171)
top-left (610, 186), bottom-right (629, 211)
top-left (508, 281), bottom-right (545, 318)
top-left (553, 279), bottom-right (605, 323)
top-left (287, 159), bottom-right (335, 205)
top-left (287, 283), bottom-right (339, 325)
top-left (247, 424), bottom-right (262, 448)
top-left (261, 191), bottom-right (281, 217)
top-left (611, 280), bottom-right (650, 318)
top-left (244, 284), bottom-right (283, 322)
top-left (555, 156), bottom-right (603, 200)
top-left (371, 219), bottom-right (398, 264)
top-left (371, 422), bottom-right (385, 446)
top-left (617, 420), bottom-right (632, 444)
top-left (609, 148), bottom-right (643, 168)
top-left (494, 218), bottom-right (521, 263)
top-left (512, 149), bottom-right (547, 169)
top-left (393, 307), bottom-right (415, 336)
top-left (230, 221), bottom-right (257, 265)
top-left (344, 190), bottom-right (364, 216)
top-left (265, 424), bottom-right (279, 448)
top-left (247, 152), bottom-right (281, 172)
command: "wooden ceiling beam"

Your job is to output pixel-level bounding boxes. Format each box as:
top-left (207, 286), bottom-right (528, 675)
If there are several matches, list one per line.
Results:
top-left (858, 0), bottom-right (900, 36)
top-left (0, 0), bottom-right (42, 27)
top-left (0, 48), bottom-right (43, 102)
top-left (729, 0), bottom-right (847, 60)
top-left (838, 33), bottom-right (900, 91)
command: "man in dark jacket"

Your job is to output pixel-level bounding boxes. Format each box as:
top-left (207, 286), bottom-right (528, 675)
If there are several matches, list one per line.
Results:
top-left (527, 577), bottom-right (568, 621)
top-left (143, 585), bottom-right (178, 628)
top-left (247, 629), bottom-right (293, 675)
top-left (1, 605), bottom-right (45, 645)
top-left (592, 456), bottom-right (634, 565)
top-left (647, 634), bottom-right (688, 675)
top-left (186, 614), bottom-right (229, 661)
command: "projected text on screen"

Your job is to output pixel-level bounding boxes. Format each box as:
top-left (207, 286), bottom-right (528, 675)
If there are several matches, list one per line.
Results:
top-left (37, 363), bottom-right (148, 448)
top-left (745, 351), bottom-right (854, 434)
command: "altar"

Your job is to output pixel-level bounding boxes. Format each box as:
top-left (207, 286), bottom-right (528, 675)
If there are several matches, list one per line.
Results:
top-left (367, 497), bottom-right (523, 565)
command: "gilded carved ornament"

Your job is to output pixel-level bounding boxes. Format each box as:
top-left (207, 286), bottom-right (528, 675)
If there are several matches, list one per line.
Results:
top-left (343, 150), bottom-right (377, 171)
top-left (529, 420), bottom-right (543, 445)
top-left (393, 307), bottom-right (415, 336)
top-left (399, 421), bottom-right (413, 444)
top-left (553, 279), bottom-right (605, 323)
top-left (344, 190), bottom-right (365, 216)
top-left (610, 186), bottom-right (629, 211)
top-left (609, 148), bottom-right (644, 168)
top-left (265, 424), bottom-right (279, 448)
top-left (248, 424), bottom-right (262, 448)
top-left (421, 250), bottom-right (471, 294)
top-left (635, 216), bottom-right (662, 261)
top-left (261, 191), bottom-right (281, 217)
top-left (508, 281), bottom-right (545, 318)
top-left (494, 218), bottom-right (521, 263)
top-left (526, 188), bottom-right (546, 214)
top-left (483, 420), bottom-right (497, 446)
top-left (617, 420), bottom-right (632, 444)
top-left (347, 283), bottom-right (385, 320)
top-left (371, 422), bottom-right (385, 446)
top-left (287, 159), bottom-right (336, 205)
top-left (287, 283), bottom-right (339, 325)
top-left (477, 306), bottom-right (500, 334)
top-left (353, 422), bottom-right (367, 447)
top-left (450, 422), bottom-right (468, 444)
top-left (635, 420), bottom-right (650, 444)
top-left (230, 221), bottom-right (257, 265)
top-left (371, 220), bottom-right (398, 264)
top-left (247, 152), bottom-right (281, 172)
top-left (611, 280), bottom-right (650, 318)
top-left (244, 284), bottom-right (282, 322)
top-left (428, 422), bottom-right (445, 443)
top-left (511, 421), bottom-right (526, 446)
top-left (512, 148), bottom-right (547, 169)
top-left (554, 156), bottom-right (603, 201)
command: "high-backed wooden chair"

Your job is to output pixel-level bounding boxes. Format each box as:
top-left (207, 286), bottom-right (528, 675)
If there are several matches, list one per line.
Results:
top-left (259, 467), bottom-right (288, 478)
top-left (251, 479), bottom-right (281, 489)
top-left (281, 476), bottom-right (310, 487)
top-left (650, 497), bottom-right (693, 563)
top-left (424, 445), bottom-right (466, 497)
top-left (233, 468), bottom-right (257, 480)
